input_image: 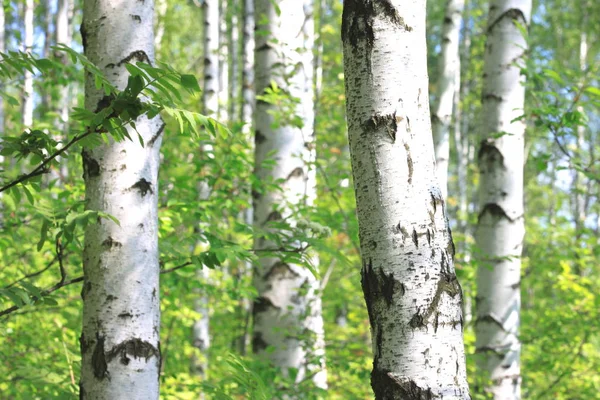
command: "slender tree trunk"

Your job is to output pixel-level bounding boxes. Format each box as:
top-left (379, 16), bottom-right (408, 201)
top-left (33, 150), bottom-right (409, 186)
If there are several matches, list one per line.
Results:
top-left (474, 1), bottom-right (531, 399)
top-left (573, 5), bottom-right (588, 237)
top-left (218, 0), bottom-right (229, 122)
top-left (202, 0), bottom-right (219, 117)
top-left (253, 0), bottom-right (327, 388)
top-left (432, 0), bottom-right (464, 199)
top-left (51, 0), bottom-right (73, 183)
top-left (191, 0), bottom-right (220, 382)
top-left (154, 0), bottom-right (168, 52)
top-left (240, 0), bottom-right (254, 134)
top-left (22, 0), bottom-right (34, 128)
top-left (341, 1), bottom-right (470, 398)
top-left (79, 1), bottom-right (162, 398)
top-left (228, 0), bottom-right (239, 122)
top-left (0, 2), bottom-right (4, 180)
top-left (342, 0), bottom-right (470, 399)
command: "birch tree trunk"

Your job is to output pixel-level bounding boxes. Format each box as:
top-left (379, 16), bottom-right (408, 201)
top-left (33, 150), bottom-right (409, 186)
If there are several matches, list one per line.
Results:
top-left (573, 4), bottom-right (588, 238)
top-left (228, 0), bottom-right (239, 122)
top-left (218, 0), bottom-right (229, 122)
top-left (0, 2), bottom-right (4, 175)
top-left (253, 0), bottom-right (327, 389)
top-left (203, 0), bottom-right (220, 118)
top-left (51, 0), bottom-right (73, 183)
top-left (432, 0), bottom-right (464, 199)
top-left (341, 1), bottom-right (470, 398)
top-left (240, 0), bottom-right (254, 134)
top-left (191, 0), bottom-right (220, 381)
top-left (79, 1), bottom-right (162, 398)
top-left (22, 0), bottom-right (34, 128)
top-left (474, 0), bottom-right (531, 398)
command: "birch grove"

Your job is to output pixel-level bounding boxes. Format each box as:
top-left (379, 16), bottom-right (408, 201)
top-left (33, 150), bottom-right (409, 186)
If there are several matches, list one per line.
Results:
top-left (475, 0), bottom-right (531, 398)
top-left (342, 0), bottom-right (470, 397)
top-left (252, 0), bottom-right (327, 388)
top-left (79, 0), bottom-right (163, 397)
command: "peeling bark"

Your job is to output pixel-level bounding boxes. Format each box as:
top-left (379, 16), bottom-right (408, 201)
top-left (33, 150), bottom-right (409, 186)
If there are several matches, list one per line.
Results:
top-left (80, 0), bottom-right (162, 398)
top-left (342, 1), bottom-right (470, 398)
top-left (474, 0), bottom-right (531, 398)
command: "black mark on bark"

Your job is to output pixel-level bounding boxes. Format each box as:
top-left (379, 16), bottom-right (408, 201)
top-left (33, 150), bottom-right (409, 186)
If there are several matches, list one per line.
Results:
top-left (82, 150), bottom-right (100, 179)
top-left (255, 130), bottom-right (266, 144)
top-left (404, 143), bottom-right (413, 184)
top-left (252, 333), bottom-right (268, 352)
top-left (148, 121), bottom-right (166, 147)
top-left (412, 228), bottom-right (418, 248)
top-left (102, 236), bottom-right (122, 249)
top-left (106, 338), bottom-right (160, 366)
top-left (286, 167), bottom-right (304, 180)
top-left (91, 333), bottom-right (109, 379)
top-left (130, 14), bottom-right (141, 23)
top-left (131, 178), bottom-right (153, 196)
top-left (266, 210), bottom-right (282, 222)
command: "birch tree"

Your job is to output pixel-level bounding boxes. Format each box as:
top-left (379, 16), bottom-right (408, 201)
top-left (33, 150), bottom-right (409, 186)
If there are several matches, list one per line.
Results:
top-left (432, 0), bottom-right (465, 199)
top-left (79, 0), bottom-right (162, 398)
top-left (191, 0), bottom-right (220, 381)
top-left (474, 0), bottom-right (531, 398)
top-left (341, 0), bottom-right (470, 398)
top-left (241, 0), bottom-right (254, 134)
top-left (253, 0), bottom-right (327, 388)
top-left (22, 0), bottom-right (34, 128)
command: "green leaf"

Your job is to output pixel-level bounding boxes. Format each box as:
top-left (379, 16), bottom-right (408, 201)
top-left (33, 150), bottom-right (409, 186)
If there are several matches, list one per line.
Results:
top-left (180, 74), bottom-right (200, 93)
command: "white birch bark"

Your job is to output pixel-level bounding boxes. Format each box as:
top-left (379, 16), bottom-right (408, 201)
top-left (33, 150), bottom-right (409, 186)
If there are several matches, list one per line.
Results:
top-left (228, 0), bottom-right (239, 122)
top-left (22, 0), bottom-right (34, 128)
top-left (474, 1), bottom-right (531, 399)
top-left (240, 0), bottom-right (254, 134)
top-left (253, 0), bottom-right (327, 389)
top-left (341, 1), bottom-right (470, 398)
top-left (154, 0), bottom-right (168, 52)
top-left (573, 8), bottom-right (588, 235)
top-left (51, 0), bottom-right (73, 182)
top-left (79, 1), bottom-right (162, 398)
top-left (191, 0), bottom-right (220, 381)
top-left (218, 0), bottom-right (228, 122)
top-left (432, 0), bottom-right (464, 199)
top-left (202, 0), bottom-right (220, 117)
top-left (0, 2), bottom-right (4, 174)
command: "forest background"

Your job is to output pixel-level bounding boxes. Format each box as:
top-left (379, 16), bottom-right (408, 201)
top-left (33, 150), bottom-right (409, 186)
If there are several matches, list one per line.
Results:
top-left (0, 0), bottom-right (599, 399)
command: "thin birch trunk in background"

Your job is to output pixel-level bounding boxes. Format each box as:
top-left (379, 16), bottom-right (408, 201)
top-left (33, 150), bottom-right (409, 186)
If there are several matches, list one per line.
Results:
top-left (253, 0), bottom-right (327, 388)
top-left (22, 0), bottom-right (34, 128)
top-left (573, 4), bottom-right (588, 238)
top-left (475, 0), bottom-right (531, 398)
top-left (228, 0), bottom-right (239, 123)
top-left (192, 0), bottom-right (220, 382)
top-left (240, 0), bottom-right (254, 134)
top-left (218, 0), bottom-right (229, 122)
top-left (234, 0), bottom-right (255, 356)
top-left (432, 0), bottom-right (464, 199)
top-left (341, 0), bottom-right (470, 397)
top-left (0, 2), bottom-right (4, 181)
top-left (79, 0), bottom-right (163, 398)
top-left (51, 0), bottom-right (73, 183)
top-left (154, 0), bottom-right (168, 52)
top-left (454, 0), bottom-right (472, 324)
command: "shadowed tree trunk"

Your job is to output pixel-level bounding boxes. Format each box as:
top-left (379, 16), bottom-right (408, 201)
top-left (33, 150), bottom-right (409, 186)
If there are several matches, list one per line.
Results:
top-left (341, 0), bottom-right (470, 398)
top-left (252, 0), bottom-right (327, 389)
top-left (79, 0), bottom-right (163, 398)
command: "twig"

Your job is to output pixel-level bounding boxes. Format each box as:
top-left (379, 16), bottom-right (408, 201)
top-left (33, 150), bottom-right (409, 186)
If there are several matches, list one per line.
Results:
top-left (0, 129), bottom-right (94, 193)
